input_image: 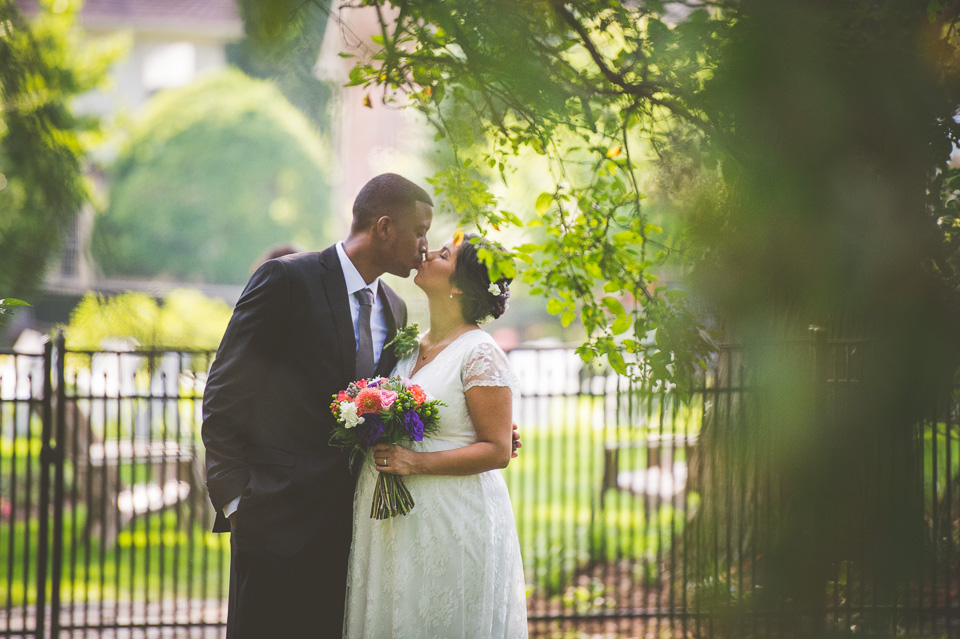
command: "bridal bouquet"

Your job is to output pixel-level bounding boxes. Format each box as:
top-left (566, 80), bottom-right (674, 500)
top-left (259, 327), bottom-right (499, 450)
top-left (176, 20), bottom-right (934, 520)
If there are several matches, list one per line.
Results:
top-left (329, 377), bottom-right (442, 519)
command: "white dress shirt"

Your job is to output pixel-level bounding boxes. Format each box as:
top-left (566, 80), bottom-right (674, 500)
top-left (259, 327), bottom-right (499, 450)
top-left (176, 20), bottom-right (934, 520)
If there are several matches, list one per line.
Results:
top-left (335, 241), bottom-right (388, 366)
top-left (223, 244), bottom-right (390, 520)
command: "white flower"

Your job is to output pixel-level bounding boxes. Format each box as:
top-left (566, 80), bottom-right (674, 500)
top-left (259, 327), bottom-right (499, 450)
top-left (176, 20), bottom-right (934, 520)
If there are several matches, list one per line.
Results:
top-left (488, 282), bottom-right (501, 296)
top-left (339, 401), bottom-right (363, 429)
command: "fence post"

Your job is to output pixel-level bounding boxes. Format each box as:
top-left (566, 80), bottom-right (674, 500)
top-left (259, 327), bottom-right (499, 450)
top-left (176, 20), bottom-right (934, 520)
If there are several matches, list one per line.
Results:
top-left (48, 331), bottom-right (66, 637)
top-left (35, 338), bottom-right (53, 638)
top-left (809, 325), bottom-right (828, 635)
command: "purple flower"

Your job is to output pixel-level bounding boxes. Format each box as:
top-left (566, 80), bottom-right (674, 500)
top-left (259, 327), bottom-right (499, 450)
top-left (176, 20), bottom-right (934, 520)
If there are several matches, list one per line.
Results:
top-left (360, 414), bottom-right (385, 447)
top-left (403, 410), bottom-right (425, 441)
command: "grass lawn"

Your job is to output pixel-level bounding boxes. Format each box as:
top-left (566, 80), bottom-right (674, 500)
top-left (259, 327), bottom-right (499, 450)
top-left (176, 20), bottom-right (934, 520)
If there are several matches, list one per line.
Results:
top-left (3, 390), bottom-right (703, 606)
top-left (3, 398), bottom-right (956, 610)
top-left (505, 393), bottom-right (701, 596)
top-left (1, 504), bottom-right (230, 606)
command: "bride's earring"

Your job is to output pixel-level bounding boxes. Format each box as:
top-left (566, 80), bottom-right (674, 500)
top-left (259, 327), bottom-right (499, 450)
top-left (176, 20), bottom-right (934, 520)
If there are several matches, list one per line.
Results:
top-left (449, 293), bottom-right (454, 299)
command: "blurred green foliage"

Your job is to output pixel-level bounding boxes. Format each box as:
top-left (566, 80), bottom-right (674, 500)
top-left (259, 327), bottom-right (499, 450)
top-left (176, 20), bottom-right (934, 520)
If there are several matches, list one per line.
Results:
top-left (64, 289), bottom-right (231, 350)
top-left (333, 0), bottom-right (960, 633)
top-left (229, 0), bottom-right (334, 130)
top-left (339, 0), bottom-right (722, 393)
top-left (0, 299), bottom-right (28, 327)
top-left (92, 69), bottom-right (335, 285)
top-left (685, 4), bottom-right (960, 627)
top-left (0, 0), bottom-right (125, 298)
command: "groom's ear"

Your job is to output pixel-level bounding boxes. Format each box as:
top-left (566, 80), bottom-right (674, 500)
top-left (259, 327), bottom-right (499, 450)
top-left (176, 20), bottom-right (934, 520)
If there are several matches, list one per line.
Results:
top-left (374, 215), bottom-right (392, 239)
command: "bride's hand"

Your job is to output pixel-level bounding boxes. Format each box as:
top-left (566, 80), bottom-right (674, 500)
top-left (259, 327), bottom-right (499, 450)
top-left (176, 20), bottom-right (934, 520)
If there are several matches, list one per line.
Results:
top-left (372, 443), bottom-right (420, 476)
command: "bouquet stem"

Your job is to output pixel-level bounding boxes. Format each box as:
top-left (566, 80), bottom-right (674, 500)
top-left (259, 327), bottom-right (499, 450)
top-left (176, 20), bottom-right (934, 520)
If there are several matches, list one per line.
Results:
top-left (370, 472), bottom-right (415, 519)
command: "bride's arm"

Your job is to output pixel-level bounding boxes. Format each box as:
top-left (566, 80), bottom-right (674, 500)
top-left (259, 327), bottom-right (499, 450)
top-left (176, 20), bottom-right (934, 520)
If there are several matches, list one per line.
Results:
top-left (372, 385), bottom-right (513, 476)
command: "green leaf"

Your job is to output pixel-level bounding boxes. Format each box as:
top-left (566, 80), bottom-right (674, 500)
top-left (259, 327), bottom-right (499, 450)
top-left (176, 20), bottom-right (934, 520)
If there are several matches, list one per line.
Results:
top-left (613, 230), bottom-right (642, 245)
top-left (535, 192), bottom-right (553, 215)
top-left (517, 243), bottom-right (540, 255)
top-left (501, 210), bottom-right (523, 226)
top-left (611, 315), bottom-right (632, 335)
top-left (560, 310), bottom-right (576, 327)
top-left (546, 298), bottom-right (564, 315)
top-left (601, 297), bottom-right (626, 316)
top-left (0, 299), bottom-right (30, 307)
top-left (346, 65), bottom-right (368, 87)
top-left (607, 350), bottom-right (628, 375)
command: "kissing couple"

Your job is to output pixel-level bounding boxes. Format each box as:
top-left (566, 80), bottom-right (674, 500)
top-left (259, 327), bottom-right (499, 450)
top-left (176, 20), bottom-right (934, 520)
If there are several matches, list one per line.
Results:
top-left (202, 173), bottom-right (528, 638)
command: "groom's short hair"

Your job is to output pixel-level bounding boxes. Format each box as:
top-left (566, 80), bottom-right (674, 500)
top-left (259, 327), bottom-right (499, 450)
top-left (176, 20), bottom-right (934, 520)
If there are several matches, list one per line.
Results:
top-left (352, 173), bottom-right (433, 231)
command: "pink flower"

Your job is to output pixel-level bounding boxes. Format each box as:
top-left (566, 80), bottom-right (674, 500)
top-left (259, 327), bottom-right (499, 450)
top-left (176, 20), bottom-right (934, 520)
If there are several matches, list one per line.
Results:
top-left (379, 390), bottom-right (398, 409)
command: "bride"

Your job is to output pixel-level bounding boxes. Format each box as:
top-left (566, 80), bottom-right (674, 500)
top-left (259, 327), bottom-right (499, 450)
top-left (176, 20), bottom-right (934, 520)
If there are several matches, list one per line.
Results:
top-left (343, 233), bottom-right (528, 638)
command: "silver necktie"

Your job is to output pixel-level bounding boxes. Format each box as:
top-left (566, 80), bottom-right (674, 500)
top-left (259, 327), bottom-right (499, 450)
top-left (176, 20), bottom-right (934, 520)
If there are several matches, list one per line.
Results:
top-left (355, 288), bottom-right (375, 379)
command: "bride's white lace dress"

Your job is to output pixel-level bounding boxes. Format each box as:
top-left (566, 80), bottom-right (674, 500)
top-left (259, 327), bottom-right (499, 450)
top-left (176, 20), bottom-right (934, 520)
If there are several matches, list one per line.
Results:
top-left (343, 329), bottom-right (528, 639)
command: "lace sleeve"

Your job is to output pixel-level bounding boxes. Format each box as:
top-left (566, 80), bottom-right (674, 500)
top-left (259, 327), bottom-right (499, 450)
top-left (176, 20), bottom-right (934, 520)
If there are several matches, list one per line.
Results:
top-left (461, 340), bottom-right (520, 396)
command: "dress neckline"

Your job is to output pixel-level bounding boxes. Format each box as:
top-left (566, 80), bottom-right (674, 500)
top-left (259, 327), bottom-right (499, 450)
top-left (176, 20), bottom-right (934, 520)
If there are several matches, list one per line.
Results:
top-left (408, 328), bottom-right (483, 378)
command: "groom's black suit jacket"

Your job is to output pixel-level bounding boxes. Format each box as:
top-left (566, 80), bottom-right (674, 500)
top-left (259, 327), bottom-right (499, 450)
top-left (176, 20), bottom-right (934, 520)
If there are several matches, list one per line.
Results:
top-left (202, 246), bottom-right (406, 556)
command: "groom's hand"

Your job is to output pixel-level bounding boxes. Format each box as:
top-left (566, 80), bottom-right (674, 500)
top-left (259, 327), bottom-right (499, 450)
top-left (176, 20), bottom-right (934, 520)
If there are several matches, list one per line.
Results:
top-left (511, 423), bottom-right (522, 458)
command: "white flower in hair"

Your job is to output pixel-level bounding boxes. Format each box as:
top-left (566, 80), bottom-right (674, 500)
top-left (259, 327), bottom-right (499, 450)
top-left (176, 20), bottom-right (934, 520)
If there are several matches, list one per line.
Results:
top-left (488, 282), bottom-right (501, 296)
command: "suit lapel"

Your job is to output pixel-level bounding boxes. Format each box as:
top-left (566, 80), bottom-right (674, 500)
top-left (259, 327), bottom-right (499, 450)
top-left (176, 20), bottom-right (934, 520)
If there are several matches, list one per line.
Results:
top-left (375, 284), bottom-right (405, 377)
top-left (318, 246), bottom-right (357, 381)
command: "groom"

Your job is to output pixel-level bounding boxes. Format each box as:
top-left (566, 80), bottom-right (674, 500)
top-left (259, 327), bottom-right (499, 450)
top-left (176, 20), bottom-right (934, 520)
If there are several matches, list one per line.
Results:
top-left (202, 173), bottom-right (433, 638)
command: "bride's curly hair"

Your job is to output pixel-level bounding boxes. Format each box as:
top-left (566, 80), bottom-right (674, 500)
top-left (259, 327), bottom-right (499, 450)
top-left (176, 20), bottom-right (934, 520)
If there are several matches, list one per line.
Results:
top-left (452, 234), bottom-right (513, 324)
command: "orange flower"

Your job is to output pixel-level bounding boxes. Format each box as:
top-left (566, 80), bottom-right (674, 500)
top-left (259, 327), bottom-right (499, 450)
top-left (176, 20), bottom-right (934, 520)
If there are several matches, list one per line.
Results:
top-left (355, 387), bottom-right (384, 415)
top-left (409, 384), bottom-right (427, 405)
top-left (337, 391), bottom-right (350, 403)
top-left (452, 228), bottom-right (464, 246)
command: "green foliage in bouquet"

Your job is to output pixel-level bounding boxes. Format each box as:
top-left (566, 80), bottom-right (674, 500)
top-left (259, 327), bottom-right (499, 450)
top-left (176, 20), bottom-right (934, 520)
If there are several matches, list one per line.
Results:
top-left (329, 376), bottom-right (444, 518)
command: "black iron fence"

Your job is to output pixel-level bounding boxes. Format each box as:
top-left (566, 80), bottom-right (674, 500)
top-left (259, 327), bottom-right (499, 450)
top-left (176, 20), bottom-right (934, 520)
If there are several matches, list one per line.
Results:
top-left (0, 334), bottom-right (956, 638)
top-left (1, 337), bottom-right (224, 638)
